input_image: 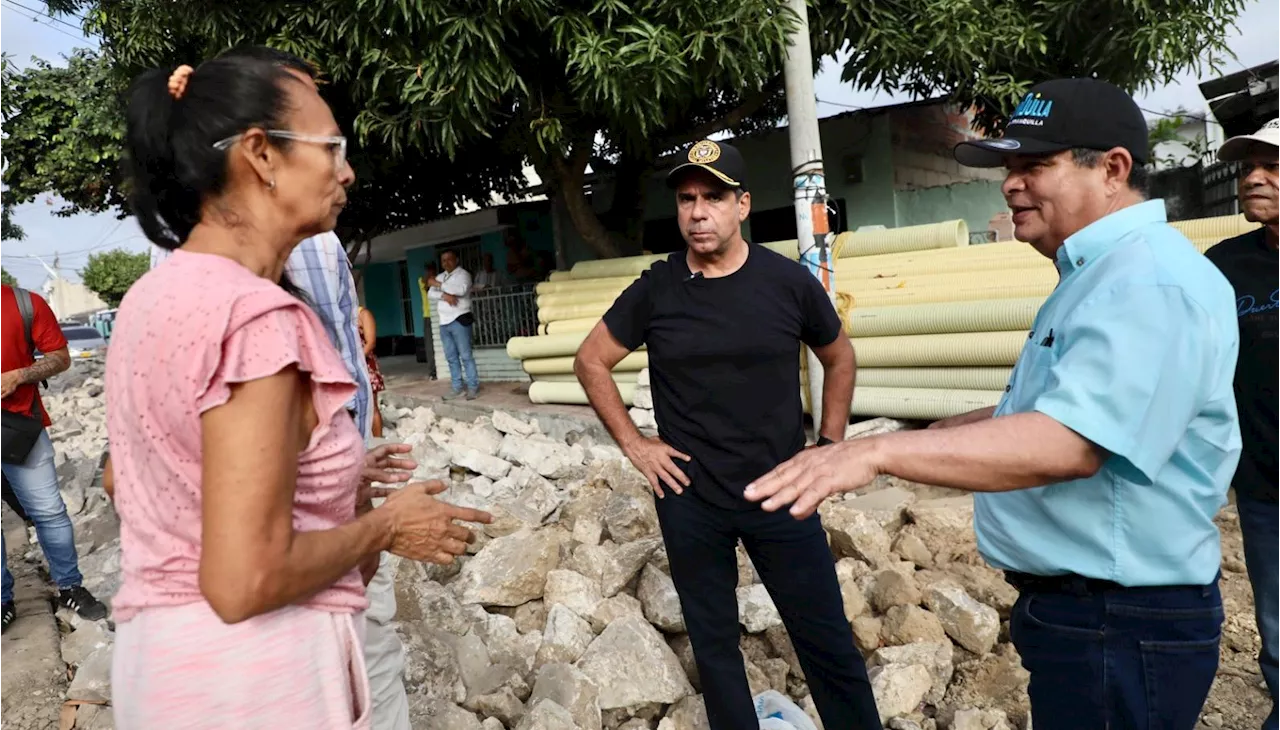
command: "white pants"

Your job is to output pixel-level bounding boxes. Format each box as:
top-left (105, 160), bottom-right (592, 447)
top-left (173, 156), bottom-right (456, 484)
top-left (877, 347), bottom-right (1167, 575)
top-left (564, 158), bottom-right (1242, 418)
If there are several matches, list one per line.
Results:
top-left (364, 554), bottom-right (409, 730)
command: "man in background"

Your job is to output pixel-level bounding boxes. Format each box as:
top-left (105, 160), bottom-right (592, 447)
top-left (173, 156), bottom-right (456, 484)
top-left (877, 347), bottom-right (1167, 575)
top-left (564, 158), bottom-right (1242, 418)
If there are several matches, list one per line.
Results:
top-left (416, 261), bottom-right (439, 379)
top-left (1206, 118), bottom-right (1279, 730)
top-left (2, 283), bottom-right (109, 632)
top-left (427, 250), bottom-right (479, 400)
top-left (471, 252), bottom-right (508, 292)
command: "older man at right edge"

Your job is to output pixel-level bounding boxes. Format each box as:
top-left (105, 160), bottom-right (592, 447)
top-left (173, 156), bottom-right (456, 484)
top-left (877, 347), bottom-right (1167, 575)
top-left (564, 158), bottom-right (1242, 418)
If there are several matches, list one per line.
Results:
top-left (1206, 119), bottom-right (1279, 730)
top-left (741, 78), bottom-right (1242, 730)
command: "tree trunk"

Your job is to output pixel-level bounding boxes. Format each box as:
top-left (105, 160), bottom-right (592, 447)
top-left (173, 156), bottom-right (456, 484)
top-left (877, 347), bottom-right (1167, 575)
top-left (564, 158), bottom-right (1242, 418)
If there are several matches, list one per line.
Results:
top-left (602, 147), bottom-right (654, 256)
top-left (549, 139), bottom-right (622, 260)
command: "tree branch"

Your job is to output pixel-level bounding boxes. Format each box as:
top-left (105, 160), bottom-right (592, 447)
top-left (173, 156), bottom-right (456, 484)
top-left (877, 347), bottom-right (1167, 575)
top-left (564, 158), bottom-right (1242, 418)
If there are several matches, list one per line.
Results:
top-left (662, 76), bottom-right (783, 150)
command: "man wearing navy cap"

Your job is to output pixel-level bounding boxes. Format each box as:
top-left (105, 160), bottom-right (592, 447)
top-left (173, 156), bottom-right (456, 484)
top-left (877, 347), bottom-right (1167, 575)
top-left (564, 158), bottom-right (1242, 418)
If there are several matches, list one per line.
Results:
top-left (743, 79), bottom-right (1242, 729)
top-left (574, 140), bottom-right (880, 729)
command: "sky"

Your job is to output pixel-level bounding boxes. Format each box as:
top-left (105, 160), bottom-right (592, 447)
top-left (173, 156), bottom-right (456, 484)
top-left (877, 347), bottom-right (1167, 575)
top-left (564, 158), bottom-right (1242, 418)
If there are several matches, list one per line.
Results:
top-left (1, 0), bottom-right (1277, 289)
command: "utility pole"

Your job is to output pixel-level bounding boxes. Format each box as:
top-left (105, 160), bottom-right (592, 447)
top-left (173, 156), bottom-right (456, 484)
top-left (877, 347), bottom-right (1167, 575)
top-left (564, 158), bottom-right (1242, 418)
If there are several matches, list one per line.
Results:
top-left (782, 0), bottom-right (835, 438)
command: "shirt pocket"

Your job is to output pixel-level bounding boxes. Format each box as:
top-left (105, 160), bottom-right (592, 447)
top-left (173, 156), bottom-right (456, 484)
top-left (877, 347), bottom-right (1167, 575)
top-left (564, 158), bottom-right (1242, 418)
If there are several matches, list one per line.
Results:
top-left (999, 330), bottom-right (1060, 416)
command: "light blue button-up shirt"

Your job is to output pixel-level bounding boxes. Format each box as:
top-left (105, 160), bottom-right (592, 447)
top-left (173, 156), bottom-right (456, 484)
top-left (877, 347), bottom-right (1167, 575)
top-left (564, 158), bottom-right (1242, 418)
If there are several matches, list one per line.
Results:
top-left (974, 200), bottom-right (1241, 587)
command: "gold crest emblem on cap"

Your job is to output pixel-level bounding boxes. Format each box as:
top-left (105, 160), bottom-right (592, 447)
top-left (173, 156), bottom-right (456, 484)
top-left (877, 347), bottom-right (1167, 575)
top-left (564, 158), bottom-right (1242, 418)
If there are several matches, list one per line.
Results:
top-left (688, 140), bottom-right (721, 164)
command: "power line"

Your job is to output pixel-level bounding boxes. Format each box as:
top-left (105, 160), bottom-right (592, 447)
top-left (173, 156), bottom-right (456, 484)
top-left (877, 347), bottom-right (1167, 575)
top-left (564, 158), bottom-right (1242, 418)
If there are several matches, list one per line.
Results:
top-left (0, 2), bottom-right (86, 43)
top-left (3, 0), bottom-right (84, 32)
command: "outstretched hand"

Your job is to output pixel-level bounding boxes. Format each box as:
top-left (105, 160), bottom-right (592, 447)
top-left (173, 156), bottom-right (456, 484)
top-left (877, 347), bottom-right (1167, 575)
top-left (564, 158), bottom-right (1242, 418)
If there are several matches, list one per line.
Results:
top-left (381, 481), bottom-right (494, 565)
top-left (743, 441), bottom-right (878, 519)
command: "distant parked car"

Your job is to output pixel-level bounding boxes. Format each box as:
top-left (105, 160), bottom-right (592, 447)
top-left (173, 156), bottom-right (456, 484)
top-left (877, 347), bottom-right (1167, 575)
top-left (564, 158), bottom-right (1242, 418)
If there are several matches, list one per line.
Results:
top-left (60, 324), bottom-right (108, 359)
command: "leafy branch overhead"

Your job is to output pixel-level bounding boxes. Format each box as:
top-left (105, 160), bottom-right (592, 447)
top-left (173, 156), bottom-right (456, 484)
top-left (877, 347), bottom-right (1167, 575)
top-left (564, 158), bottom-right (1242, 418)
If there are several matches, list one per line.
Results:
top-left (12, 0), bottom-right (1250, 258)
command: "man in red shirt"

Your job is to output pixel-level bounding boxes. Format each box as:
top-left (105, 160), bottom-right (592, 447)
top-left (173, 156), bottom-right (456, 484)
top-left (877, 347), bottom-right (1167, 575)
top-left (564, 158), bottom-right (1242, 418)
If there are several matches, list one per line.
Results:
top-left (2, 284), bottom-right (107, 632)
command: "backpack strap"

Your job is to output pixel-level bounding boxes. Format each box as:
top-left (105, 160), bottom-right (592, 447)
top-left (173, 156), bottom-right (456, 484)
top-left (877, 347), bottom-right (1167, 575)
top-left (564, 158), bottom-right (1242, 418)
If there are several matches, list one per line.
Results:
top-left (13, 287), bottom-right (36, 358)
top-left (12, 287), bottom-right (50, 405)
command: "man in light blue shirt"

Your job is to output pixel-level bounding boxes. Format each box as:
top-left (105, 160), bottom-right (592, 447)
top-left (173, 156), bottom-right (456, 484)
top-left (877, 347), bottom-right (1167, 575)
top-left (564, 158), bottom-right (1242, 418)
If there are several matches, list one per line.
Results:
top-left (742, 78), bottom-right (1240, 730)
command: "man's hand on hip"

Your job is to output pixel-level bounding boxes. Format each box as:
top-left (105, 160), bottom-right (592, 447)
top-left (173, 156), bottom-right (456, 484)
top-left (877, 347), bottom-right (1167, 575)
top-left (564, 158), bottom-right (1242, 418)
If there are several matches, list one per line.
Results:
top-left (622, 436), bottom-right (691, 499)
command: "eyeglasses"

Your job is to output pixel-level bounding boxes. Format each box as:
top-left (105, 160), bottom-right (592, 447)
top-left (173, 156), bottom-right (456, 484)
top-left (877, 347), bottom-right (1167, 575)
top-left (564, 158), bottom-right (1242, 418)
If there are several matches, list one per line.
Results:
top-left (212, 130), bottom-right (348, 170)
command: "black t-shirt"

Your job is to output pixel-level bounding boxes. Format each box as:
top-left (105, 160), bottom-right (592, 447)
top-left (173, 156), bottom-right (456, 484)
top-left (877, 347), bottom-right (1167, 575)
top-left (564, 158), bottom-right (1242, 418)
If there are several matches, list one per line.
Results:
top-left (1205, 228), bottom-right (1278, 503)
top-left (603, 245), bottom-right (843, 509)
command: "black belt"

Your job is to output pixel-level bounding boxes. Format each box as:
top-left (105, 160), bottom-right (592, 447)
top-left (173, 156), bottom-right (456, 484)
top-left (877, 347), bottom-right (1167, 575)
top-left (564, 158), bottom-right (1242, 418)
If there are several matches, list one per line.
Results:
top-left (1004, 571), bottom-right (1212, 597)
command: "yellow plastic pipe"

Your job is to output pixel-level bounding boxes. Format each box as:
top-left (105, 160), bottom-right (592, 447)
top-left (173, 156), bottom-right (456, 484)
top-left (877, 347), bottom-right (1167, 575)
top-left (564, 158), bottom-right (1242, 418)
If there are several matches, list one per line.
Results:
top-left (508, 331), bottom-right (636, 360)
top-left (544, 317), bottom-right (601, 335)
top-left (1170, 215), bottom-right (1257, 241)
top-left (536, 275), bottom-right (638, 295)
top-left (839, 250), bottom-right (1050, 280)
top-left (838, 266), bottom-right (1059, 294)
top-left (532, 372), bottom-right (639, 384)
top-left (856, 367), bottom-right (1012, 391)
top-left (844, 297), bottom-right (1045, 337)
top-left (835, 220), bottom-right (969, 258)
top-left (854, 331), bottom-right (1026, 368)
top-left (521, 352), bottom-right (649, 375)
top-left (530, 381), bottom-right (636, 406)
top-left (851, 282), bottom-right (1056, 308)
top-left (846, 387), bottom-right (1003, 419)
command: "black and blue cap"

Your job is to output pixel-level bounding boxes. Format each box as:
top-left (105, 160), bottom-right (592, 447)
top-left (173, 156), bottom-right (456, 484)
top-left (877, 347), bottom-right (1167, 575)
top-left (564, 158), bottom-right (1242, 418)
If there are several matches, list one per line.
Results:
top-left (954, 78), bottom-right (1149, 168)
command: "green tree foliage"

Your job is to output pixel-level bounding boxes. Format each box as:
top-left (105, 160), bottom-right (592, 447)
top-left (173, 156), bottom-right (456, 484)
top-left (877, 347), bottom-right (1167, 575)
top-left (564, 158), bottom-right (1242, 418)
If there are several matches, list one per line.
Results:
top-left (1, 268), bottom-right (17, 287)
top-left (80, 248), bottom-right (148, 306)
top-left (1, 50), bottom-right (126, 226)
top-left (13, 0), bottom-right (1249, 258)
top-left (1, 205), bottom-right (24, 241)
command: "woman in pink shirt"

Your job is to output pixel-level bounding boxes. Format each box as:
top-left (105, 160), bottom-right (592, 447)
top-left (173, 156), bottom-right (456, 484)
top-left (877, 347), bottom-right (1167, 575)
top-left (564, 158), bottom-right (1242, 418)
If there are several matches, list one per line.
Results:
top-left (105, 52), bottom-right (491, 729)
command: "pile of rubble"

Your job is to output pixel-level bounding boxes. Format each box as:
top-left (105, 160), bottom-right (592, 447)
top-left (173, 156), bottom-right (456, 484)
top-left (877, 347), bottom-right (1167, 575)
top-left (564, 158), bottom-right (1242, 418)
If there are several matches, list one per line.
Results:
top-left (11, 360), bottom-right (121, 730)
top-left (18, 359), bottom-right (1266, 730)
top-left (382, 406), bottom-right (1032, 730)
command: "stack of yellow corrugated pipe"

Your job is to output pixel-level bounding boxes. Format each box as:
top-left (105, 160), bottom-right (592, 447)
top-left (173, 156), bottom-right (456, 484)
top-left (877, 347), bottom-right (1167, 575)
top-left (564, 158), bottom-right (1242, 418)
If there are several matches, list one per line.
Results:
top-left (510, 214), bottom-right (1255, 419)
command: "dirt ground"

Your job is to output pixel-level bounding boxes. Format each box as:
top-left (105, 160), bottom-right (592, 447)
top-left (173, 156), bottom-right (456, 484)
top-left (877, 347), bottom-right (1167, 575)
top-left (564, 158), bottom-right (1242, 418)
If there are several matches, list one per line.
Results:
top-left (1200, 508), bottom-right (1271, 730)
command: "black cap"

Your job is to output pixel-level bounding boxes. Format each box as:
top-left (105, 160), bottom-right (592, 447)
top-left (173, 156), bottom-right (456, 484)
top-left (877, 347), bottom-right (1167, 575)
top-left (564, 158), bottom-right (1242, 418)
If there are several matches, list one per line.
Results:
top-left (666, 140), bottom-right (749, 191)
top-left (954, 78), bottom-right (1149, 168)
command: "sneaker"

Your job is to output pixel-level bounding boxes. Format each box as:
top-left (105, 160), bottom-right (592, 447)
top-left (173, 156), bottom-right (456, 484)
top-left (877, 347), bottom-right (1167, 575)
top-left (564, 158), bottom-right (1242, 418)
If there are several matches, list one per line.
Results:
top-left (465, 390), bottom-right (479, 401)
top-left (442, 390), bottom-right (465, 402)
top-left (58, 586), bottom-right (108, 621)
top-left (2, 601), bottom-right (14, 633)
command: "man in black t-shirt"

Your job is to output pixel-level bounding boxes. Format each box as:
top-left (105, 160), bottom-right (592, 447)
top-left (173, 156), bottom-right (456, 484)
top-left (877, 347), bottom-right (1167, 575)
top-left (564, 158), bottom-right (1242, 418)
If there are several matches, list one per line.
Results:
top-left (1205, 119), bottom-right (1278, 730)
top-left (574, 140), bottom-right (881, 730)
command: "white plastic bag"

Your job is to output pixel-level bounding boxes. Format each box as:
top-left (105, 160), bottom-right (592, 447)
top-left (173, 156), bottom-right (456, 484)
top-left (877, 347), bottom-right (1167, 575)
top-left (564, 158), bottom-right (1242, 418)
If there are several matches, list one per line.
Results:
top-left (753, 690), bottom-right (819, 730)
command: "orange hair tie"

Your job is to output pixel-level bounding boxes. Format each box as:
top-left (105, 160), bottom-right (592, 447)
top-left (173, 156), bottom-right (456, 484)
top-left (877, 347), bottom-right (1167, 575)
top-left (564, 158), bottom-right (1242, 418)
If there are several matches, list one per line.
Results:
top-left (167, 64), bottom-right (194, 100)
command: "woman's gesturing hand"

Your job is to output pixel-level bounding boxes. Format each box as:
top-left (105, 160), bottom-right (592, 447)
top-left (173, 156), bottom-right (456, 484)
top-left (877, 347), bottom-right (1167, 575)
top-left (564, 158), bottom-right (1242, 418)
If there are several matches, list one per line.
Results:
top-left (378, 481), bottom-right (493, 565)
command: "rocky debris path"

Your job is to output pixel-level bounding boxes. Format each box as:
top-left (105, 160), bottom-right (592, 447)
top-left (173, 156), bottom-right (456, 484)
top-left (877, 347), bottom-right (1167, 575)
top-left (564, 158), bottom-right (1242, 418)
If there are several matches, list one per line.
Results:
top-left (2, 508), bottom-right (68, 730)
top-left (0, 358), bottom-right (1269, 730)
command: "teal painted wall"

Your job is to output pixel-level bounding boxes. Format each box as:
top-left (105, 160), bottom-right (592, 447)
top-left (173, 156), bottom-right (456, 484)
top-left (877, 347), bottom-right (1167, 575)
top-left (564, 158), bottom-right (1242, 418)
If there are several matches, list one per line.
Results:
top-left (360, 262), bottom-right (406, 336)
top-left (893, 180), bottom-right (1007, 234)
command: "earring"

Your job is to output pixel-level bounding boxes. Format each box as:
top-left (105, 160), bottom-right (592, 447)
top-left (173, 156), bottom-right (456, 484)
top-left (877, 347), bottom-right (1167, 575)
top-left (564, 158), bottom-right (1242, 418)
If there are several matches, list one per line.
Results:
top-left (267, 179), bottom-right (276, 190)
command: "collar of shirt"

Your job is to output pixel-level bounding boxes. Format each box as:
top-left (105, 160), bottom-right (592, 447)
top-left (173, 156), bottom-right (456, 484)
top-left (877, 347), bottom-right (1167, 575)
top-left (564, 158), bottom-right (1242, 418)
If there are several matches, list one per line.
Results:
top-left (1055, 199), bottom-right (1168, 277)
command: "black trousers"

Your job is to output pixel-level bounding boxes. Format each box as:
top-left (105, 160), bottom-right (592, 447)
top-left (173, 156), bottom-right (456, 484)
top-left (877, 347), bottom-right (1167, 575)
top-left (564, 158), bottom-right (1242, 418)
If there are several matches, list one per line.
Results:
top-left (654, 488), bottom-right (882, 730)
top-left (422, 317), bottom-right (437, 378)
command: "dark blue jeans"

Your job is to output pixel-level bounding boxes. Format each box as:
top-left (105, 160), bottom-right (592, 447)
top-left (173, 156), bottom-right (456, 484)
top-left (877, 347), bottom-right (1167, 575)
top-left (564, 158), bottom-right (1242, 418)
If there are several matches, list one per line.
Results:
top-left (1010, 577), bottom-right (1223, 730)
top-left (653, 488), bottom-right (882, 730)
top-left (1238, 494), bottom-right (1279, 730)
top-left (439, 319), bottom-right (478, 393)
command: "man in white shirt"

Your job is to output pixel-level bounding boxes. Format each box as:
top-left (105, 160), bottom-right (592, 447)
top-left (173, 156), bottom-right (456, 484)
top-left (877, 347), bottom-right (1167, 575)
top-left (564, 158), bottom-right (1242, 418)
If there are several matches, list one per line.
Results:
top-left (427, 250), bottom-right (480, 400)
